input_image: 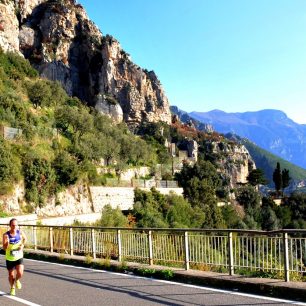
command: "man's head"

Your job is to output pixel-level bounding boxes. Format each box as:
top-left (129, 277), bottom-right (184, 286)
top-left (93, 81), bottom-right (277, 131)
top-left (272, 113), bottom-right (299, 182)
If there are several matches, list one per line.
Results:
top-left (9, 218), bottom-right (18, 229)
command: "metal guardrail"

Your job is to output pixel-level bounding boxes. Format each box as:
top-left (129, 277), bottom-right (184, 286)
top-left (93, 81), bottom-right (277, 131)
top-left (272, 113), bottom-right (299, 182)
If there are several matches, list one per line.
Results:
top-left (0, 225), bottom-right (305, 282)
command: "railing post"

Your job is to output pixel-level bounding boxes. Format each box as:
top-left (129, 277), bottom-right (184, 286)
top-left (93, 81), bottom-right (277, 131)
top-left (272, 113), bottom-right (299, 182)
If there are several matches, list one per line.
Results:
top-left (228, 232), bottom-right (234, 276)
top-left (117, 229), bottom-right (122, 262)
top-left (69, 227), bottom-right (74, 256)
top-left (148, 230), bottom-right (153, 265)
top-left (49, 227), bottom-right (53, 253)
top-left (283, 232), bottom-right (290, 282)
top-left (91, 228), bottom-right (96, 259)
top-left (33, 226), bottom-right (37, 250)
top-left (184, 231), bottom-right (189, 270)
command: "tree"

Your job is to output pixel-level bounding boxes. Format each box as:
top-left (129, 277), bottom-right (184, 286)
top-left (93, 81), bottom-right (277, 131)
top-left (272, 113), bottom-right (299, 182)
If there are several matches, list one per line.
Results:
top-left (97, 204), bottom-right (128, 227)
top-left (247, 169), bottom-right (268, 187)
top-left (260, 197), bottom-right (280, 230)
top-left (273, 162), bottom-right (291, 196)
top-left (175, 160), bottom-right (222, 201)
top-left (236, 186), bottom-right (261, 209)
top-left (27, 80), bottom-right (52, 108)
top-left (282, 168), bottom-right (291, 190)
top-left (235, 185), bottom-right (262, 229)
top-left (282, 192), bottom-right (306, 228)
top-left (175, 160), bottom-right (225, 228)
top-left (165, 194), bottom-right (195, 228)
top-left (49, 81), bottom-right (67, 106)
top-left (52, 151), bottom-right (80, 188)
top-left (132, 188), bottom-right (169, 228)
top-left (222, 205), bottom-right (245, 229)
top-left (273, 162), bottom-right (282, 195)
top-left (54, 105), bottom-right (93, 140)
top-left (23, 155), bottom-right (56, 206)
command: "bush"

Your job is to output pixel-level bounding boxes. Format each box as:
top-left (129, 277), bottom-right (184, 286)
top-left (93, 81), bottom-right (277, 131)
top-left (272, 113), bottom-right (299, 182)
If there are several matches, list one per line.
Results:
top-left (96, 204), bottom-right (128, 227)
top-left (23, 154), bottom-right (56, 206)
top-left (52, 151), bottom-right (80, 188)
top-left (26, 80), bottom-right (52, 108)
top-left (0, 138), bottom-right (21, 192)
top-left (0, 48), bottom-right (38, 80)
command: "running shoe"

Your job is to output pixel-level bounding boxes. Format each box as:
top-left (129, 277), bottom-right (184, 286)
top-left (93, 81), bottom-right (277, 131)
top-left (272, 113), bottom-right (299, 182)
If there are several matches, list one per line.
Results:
top-left (16, 280), bottom-right (22, 289)
top-left (10, 287), bottom-right (15, 296)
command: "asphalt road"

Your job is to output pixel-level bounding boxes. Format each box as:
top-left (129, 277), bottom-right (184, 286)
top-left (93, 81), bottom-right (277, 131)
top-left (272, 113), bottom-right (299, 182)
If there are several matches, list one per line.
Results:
top-left (0, 256), bottom-right (304, 306)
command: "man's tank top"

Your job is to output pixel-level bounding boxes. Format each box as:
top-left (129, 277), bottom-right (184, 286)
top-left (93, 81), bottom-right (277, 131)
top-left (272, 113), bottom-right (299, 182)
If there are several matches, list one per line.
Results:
top-left (5, 230), bottom-right (23, 261)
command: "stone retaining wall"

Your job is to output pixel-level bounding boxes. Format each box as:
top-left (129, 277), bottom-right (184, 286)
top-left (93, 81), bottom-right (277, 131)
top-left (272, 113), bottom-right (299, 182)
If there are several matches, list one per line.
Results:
top-left (90, 187), bottom-right (183, 212)
top-left (1, 186), bottom-right (184, 221)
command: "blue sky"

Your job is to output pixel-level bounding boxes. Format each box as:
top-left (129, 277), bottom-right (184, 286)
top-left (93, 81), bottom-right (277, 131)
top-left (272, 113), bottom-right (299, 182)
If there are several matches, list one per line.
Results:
top-left (80, 0), bottom-right (306, 124)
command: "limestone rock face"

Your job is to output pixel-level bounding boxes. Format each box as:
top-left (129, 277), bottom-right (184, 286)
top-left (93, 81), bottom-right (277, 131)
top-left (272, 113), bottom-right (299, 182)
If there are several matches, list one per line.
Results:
top-left (95, 94), bottom-right (123, 124)
top-left (0, 1), bottom-right (20, 53)
top-left (0, 0), bottom-right (171, 128)
top-left (208, 141), bottom-right (255, 188)
top-left (186, 139), bottom-right (198, 162)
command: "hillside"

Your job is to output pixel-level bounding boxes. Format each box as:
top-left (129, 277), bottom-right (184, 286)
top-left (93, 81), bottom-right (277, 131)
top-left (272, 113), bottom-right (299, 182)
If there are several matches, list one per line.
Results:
top-left (0, 49), bottom-right (165, 209)
top-left (189, 109), bottom-right (306, 169)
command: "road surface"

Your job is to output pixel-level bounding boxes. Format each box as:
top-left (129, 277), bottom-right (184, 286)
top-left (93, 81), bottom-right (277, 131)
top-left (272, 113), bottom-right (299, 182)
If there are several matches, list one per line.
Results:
top-left (0, 257), bottom-right (304, 306)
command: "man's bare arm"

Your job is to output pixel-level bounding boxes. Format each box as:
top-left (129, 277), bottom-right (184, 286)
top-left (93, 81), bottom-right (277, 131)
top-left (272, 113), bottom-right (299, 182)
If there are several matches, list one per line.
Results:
top-left (3, 233), bottom-right (9, 250)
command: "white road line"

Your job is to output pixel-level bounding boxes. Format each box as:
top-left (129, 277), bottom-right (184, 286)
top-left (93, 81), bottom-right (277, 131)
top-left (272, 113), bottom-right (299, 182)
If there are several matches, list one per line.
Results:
top-left (0, 290), bottom-right (41, 306)
top-left (24, 258), bottom-right (306, 305)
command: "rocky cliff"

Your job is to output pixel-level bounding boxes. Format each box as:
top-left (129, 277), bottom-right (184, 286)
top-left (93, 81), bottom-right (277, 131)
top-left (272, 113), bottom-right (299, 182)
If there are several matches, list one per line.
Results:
top-left (208, 140), bottom-right (255, 188)
top-left (0, 0), bottom-right (171, 128)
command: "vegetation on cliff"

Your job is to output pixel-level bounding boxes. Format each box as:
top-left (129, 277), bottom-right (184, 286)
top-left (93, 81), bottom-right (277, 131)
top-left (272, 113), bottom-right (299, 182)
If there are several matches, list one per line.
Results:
top-left (0, 49), bottom-right (161, 206)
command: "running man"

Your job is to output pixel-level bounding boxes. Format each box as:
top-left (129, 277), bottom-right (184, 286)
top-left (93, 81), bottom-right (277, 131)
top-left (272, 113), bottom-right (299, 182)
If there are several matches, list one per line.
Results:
top-left (2, 218), bottom-right (27, 296)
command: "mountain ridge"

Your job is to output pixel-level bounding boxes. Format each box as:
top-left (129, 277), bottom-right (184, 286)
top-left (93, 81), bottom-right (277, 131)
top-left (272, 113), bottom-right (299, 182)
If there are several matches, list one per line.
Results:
top-left (188, 108), bottom-right (306, 169)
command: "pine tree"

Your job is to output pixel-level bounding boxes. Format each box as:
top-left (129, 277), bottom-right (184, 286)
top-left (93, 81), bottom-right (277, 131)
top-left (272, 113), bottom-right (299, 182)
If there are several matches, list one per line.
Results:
top-left (273, 162), bottom-right (282, 196)
top-left (247, 168), bottom-right (268, 186)
top-left (282, 168), bottom-right (291, 190)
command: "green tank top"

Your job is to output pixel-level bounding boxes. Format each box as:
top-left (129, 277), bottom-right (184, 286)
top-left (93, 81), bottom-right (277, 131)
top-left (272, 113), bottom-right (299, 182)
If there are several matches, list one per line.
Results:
top-left (5, 230), bottom-right (23, 261)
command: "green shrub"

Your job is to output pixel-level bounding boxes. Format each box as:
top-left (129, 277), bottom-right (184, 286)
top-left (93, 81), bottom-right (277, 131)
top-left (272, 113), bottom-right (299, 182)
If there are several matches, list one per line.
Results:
top-left (52, 151), bottom-right (80, 188)
top-left (96, 204), bottom-right (128, 227)
top-left (156, 269), bottom-right (174, 280)
top-left (137, 268), bottom-right (156, 277)
top-left (23, 154), bottom-right (56, 206)
top-left (0, 137), bottom-right (21, 191)
top-left (26, 80), bottom-right (52, 108)
top-left (85, 254), bottom-right (93, 265)
top-left (0, 48), bottom-right (38, 79)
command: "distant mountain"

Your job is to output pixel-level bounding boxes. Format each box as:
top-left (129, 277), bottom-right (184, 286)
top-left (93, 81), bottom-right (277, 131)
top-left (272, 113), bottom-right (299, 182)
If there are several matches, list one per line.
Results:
top-left (189, 109), bottom-right (306, 169)
top-left (170, 106), bottom-right (214, 132)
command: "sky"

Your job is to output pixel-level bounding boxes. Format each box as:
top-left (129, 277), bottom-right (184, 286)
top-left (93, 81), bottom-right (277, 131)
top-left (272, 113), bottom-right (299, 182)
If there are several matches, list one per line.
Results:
top-left (80, 0), bottom-right (306, 124)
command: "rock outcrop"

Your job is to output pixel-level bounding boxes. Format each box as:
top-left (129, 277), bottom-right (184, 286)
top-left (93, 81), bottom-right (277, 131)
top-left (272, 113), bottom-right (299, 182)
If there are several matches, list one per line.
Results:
top-left (0, 1), bottom-right (20, 53)
top-left (0, 184), bottom-right (183, 217)
top-left (208, 140), bottom-right (255, 188)
top-left (0, 0), bottom-right (171, 128)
